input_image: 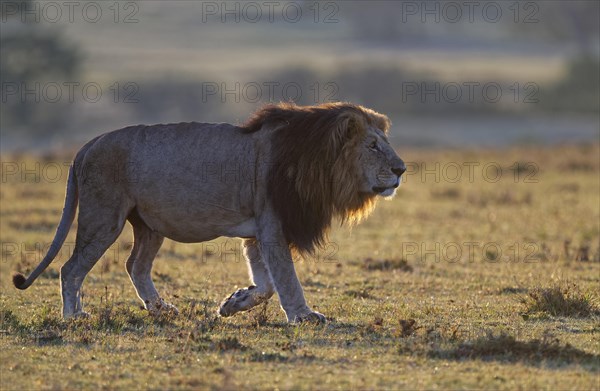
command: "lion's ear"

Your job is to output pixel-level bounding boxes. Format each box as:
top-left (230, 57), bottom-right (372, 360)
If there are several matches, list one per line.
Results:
top-left (370, 110), bottom-right (391, 134)
top-left (334, 111), bottom-right (365, 146)
top-left (377, 115), bottom-right (391, 133)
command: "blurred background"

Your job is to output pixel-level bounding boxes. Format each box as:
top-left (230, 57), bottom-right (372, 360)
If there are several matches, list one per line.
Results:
top-left (1, 0), bottom-right (599, 150)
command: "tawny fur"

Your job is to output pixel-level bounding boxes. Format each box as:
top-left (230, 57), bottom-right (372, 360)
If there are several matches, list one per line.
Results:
top-left (13, 102), bottom-right (404, 323)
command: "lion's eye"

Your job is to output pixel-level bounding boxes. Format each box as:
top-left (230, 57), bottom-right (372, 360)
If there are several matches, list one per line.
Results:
top-left (369, 141), bottom-right (378, 151)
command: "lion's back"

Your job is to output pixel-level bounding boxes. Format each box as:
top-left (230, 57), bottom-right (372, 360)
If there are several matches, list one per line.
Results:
top-left (80, 122), bottom-right (251, 176)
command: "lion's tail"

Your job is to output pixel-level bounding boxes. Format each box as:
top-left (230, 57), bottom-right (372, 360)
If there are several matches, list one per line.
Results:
top-left (13, 165), bottom-right (78, 290)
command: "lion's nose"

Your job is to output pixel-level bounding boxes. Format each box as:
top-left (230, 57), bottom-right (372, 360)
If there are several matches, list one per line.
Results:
top-left (392, 163), bottom-right (406, 177)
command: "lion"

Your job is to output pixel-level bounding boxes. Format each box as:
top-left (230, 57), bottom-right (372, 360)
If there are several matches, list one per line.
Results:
top-left (13, 102), bottom-right (406, 323)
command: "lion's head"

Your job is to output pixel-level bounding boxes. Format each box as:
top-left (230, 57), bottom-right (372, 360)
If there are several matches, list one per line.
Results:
top-left (244, 102), bottom-right (405, 253)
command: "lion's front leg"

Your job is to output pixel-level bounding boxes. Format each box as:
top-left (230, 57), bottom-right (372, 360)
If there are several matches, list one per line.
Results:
top-left (219, 239), bottom-right (274, 317)
top-left (254, 208), bottom-right (326, 324)
top-left (261, 242), bottom-right (326, 323)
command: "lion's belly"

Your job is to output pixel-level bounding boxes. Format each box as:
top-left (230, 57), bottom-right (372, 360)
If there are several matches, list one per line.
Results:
top-left (136, 206), bottom-right (255, 243)
top-left (222, 218), bottom-right (257, 238)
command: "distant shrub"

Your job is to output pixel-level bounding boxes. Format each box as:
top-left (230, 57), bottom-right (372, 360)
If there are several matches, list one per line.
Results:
top-left (541, 56), bottom-right (600, 113)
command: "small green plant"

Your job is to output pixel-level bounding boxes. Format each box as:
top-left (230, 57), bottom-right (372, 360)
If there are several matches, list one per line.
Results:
top-left (251, 301), bottom-right (270, 327)
top-left (0, 309), bottom-right (24, 333)
top-left (521, 283), bottom-right (598, 318)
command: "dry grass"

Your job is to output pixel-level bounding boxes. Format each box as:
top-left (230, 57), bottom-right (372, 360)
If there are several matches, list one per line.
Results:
top-left (362, 257), bottom-right (413, 272)
top-left (0, 144), bottom-right (599, 390)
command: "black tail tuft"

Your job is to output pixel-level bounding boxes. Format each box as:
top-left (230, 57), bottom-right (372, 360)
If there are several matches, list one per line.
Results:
top-left (12, 273), bottom-right (27, 290)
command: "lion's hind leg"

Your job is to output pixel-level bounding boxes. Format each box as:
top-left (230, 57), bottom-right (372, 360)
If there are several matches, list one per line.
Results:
top-left (219, 239), bottom-right (274, 317)
top-left (61, 207), bottom-right (127, 319)
top-left (126, 212), bottom-right (178, 316)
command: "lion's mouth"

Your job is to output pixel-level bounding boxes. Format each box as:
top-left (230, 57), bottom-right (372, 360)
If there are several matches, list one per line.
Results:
top-left (372, 178), bottom-right (400, 194)
top-left (372, 186), bottom-right (391, 194)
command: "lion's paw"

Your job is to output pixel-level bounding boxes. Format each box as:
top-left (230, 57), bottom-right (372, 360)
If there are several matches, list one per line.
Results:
top-left (64, 310), bottom-right (90, 320)
top-left (292, 311), bottom-right (327, 324)
top-left (219, 285), bottom-right (268, 317)
top-left (147, 298), bottom-right (179, 317)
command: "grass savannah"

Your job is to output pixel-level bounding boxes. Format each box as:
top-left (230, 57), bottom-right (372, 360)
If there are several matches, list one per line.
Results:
top-left (1, 139), bottom-right (598, 389)
top-left (1, 0), bottom-right (599, 389)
